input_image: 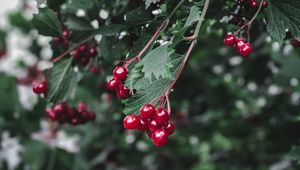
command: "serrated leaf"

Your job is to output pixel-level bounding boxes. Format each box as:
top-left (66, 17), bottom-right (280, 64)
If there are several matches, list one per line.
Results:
top-left (144, 0), bottom-right (161, 8)
top-left (65, 16), bottom-right (94, 31)
top-left (47, 59), bottom-right (75, 103)
top-left (123, 53), bottom-right (182, 114)
top-left (32, 8), bottom-right (62, 37)
top-left (124, 6), bottom-right (153, 27)
top-left (184, 6), bottom-right (201, 28)
top-left (140, 44), bottom-right (174, 81)
top-left (264, 0), bottom-right (300, 41)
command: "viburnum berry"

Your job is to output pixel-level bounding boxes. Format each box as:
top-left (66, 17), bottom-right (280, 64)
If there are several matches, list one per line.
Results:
top-left (77, 102), bottom-right (88, 112)
top-left (107, 78), bottom-right (120, 90)
top-left (32, 80), bottom-right (48, 94)
top-left (249, 0), bottom-right (259, 8)
top-left (88, 47), bottom-right (97, 57)
top-left (88, 112), bottom-right (96, 120)
top-left (152, 129), bottom-right (168, 147)
top-left (154, 108), bottom-right (170, 124)
top-left (235, 38), bottom-right (246, 52)
top-left (224, 34), bottom-right (237, 46)
top-left (123, 114), bottom-right (140, 129)
top-left (138, 118), bottom-right (148, 131)
top-left (262, 0), bottom-right (268, 8)
top-left (46, 108), bottom-right (58, 121)
top-left (239, 43), bottom-right (253, 57)
top-left (140, 104), bottom-right (155, 119)
top-left (117, 85), bottom-right (131, 99)
top-left (148, 119), bottom-right (161, 132)
top-left (53, 102), bottom-right (68, 114)
top-left (113, 66), bottom-right (128, 81)
top-left (164, 121), bottom-right (175, 136)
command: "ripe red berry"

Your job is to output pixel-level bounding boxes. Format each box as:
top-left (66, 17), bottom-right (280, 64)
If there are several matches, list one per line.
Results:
top-left (140, 104), bottom-right (155, 119)
top-left (148, 119), bottom-right (161, 132)
top-left (113, 66), bottom-right (128, 81)
top-left (90, 66), bottom-right (101, 74)
top-left (239, 43), bottom-right (253, 57)
top-left (249, 0), bottom-right (259, 8)
top-left (88, 112), bottom-right (96, 120)
top-left (154, 108), bottom-right (170, 124)
top-left (53, 102), bottom-right (68, 114)
top-left (46, 108), bottom-right (58, 121)
top-left (164, 121), bottom-right (175, 136)
top-left (138, 118), bottom-right (148, 131)
top-left (106, 78), bottom-right (120, 90)
top-left (32, 80), bottom-right (47, 94)
top-left (78, 44), bottom-right (87, 53)
top-left (123, 114), bottom-right (140, 129)
top-left (63, 29), bottom-right (71, 39)
top-left (152, 129), bottom-right (168, 147)
top-left (77, 102), bottom-right (88, 112)
top-left (71, 50), bottom-right (80, 60)
top-left (70, 117), bottom-right (80, 126)
top-left (235, 38), bottom-right (246, 52)
top-left (224, 34), bottom-right (237, 46)
top-left (88, 47), bottom-right (97, 57)
top-left (117, 85), bottom-right (131, 99)
top-left (262, 0), bottom-right (268, 8)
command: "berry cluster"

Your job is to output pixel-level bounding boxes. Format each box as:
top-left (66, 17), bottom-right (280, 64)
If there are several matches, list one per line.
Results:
top-left (123, 104), bottom-right (175, 147)
top-left (237, 0), bottom-right (268, 9)
top-left (53, 29), bottom-right (71, 47)
top-left (224, 34), bottom-right (253, 57)
top-left (70, 44), bottom-right (98, 66)
top-left (32, 80), bottom-right (48, 95)
top-left (45, 102), bottom-right (96, 126)
top-left (106, 66), bottom-right (131, 99)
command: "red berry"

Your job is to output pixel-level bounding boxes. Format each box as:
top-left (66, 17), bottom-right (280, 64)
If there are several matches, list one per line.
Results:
top-left (63, 29), bottom-right (71, 39)
top-left (70, 117), bottom-right (80, 126)
top-left (106, 78), bottom-right (120, 90)
top-left (239, 43), bottom-right (253, 57)
top-left (146, 130), bottom-right (153, 138)
top-left (90, 66), bottom-right (101, 74)
top-left (57, 114), bottom-right (68, 124)
top-left (113, 66), bottom-right (128, 81)
top-left (117, 85), bottom-right (131, 99)
top-left (78, 44), bottom-right (87, 53)
top-left (140, 104), bottom-right (155, 119)
top-left (291, 39), bottom-right (300, 48)
top-left (235, 38), bottom-right (246, 52)
top-left (138, 118), bottom-right (148, 131)
top-left (53, 102), bottom-right (68, 114)
top-left (53, 37), bottom-right (64, 44)
top-left (164, 121), bottom-right (175, 136)
top-left (32, 80), bottom-right (47, 94)
top-left (88, 47), bottom-right (97, 57)
top-left (71, 50), bottom-right (80, 60)
top-left (148, 119), bottom-right (161, 132)
top-left (224, 34), bottom-right (236, 46)
top-left (262, 0), bottom-right (268, 8)
top-left (77, 102), bottom-right (88, 112)
top-left (154, 108), bottom-right (170, 124)
top-left (152, 129), bottom-right (168, 147)
top-left (123, 114), bottom-right (140, 129)
top-left (46, 108), bottom-right (58, 121)
top-left (249, 0), bottom-right (259, 8)
top-left (88, 112), bottom-right (96, 120)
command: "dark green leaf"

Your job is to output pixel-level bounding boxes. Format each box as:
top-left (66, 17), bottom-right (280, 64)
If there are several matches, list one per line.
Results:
top-left (0, 76), bottom-right (20, 113)
top-left (96, 24), bottom-right (122, 36)
top-left (144, 0), bottom-right (161, 8)
top-left (264, 0), bottom-right (300, 41)
top-left (65, 16), bottom-right (94, 31)
top-left (127, 34), bottom-right (152, 59)
top-left (47, 58), bottom-right (76, 103)
top-left (32, 8), bottom-right (62, 37)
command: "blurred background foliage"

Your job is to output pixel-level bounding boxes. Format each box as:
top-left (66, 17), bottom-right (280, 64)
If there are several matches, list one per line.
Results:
top-left (0, 0), bottom-right (300, 170)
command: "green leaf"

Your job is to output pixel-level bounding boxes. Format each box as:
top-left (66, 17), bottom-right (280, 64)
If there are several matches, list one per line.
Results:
top-left (140, 44), bottom-right (174, 81)
top-left (125, 6), bottom-right (152, 27)
top-left (184, 6), bottom-right (201, 28)
top-left (264, 0), bottom-right (300, 41)
top-left (47, 58), bottom-right (76, 103)
top-left (0, 76), bottom-right (20, 113)
top-left (144, 0), bottom-right (161, 8)
top-left (123, 53), bottom-right (182, 114)
top-left (65, 16), bottom-right (94, 31)
top-left (68, 0), bottom-right (93, 10)
top-left (96, 24), bottom-right (122, 36)
top-left (32, 7), bottom-right (62, 37)
top-left (127, 34), bottom-right (152, 59)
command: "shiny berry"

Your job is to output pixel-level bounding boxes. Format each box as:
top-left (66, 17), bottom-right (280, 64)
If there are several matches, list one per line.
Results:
top-left (154, 108), bottom-right (170, 124)
top-left (249, 0), bottom-right (259, 8)
top-left (71, 50), bottom-right (80, 60)
top-left (63, 29), bottom-right (71, 39)
top-left (235, 38), bottom-right (246, 52)
top-left (46, 108), bottom-right (58, 121)
top-left (88, 47), bottom-right (97, 57)
top-left (262, 0), bottom-right (268, 8)
top-left (224, 34), bottom-right (236, 46)
top-left (148, 119), bottom-right (161, 132)
top-left (113, 66), bottom-right (128, 81)
top-left (152, 129), bottom-right (168, 147)
top-left (77, 102), bottom-right (88, 112)
top-left (140, 104), bottom-right (155, 119)
top-left (70, 117), bottom-right (80, 126)
top-left (138, 118), bottom-right (148, 131)
top-left (32, 80), bottom-right (47, 94)
top-left (239, 43), bottom-right (253, 57)
top-left (53, 102), bottom-right (68, 114)
top-left (78, 44), bottom-right (87, 53)
top-left (106, 78), bottom-right (120, 90)
top-left (123, 114), bottom-right (140, 129)
top-left (164, 121), bottom-right (175, 136)
top-left (88, 112), bottom-right (96, 120)
top-left (117, 85), bottom-right (131, 99)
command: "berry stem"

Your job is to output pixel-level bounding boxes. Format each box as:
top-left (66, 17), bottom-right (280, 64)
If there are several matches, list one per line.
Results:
top-left (52, 35), bottom-right (94, 63)
top-left (234, 0), bottom-right (264, 36)
top-left (165, 95), bottom-right (171, 113)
